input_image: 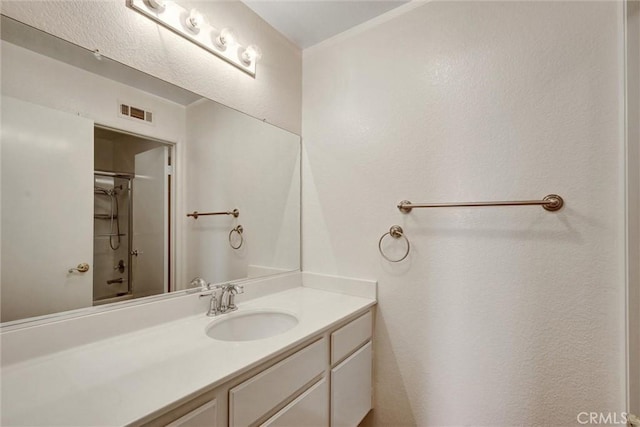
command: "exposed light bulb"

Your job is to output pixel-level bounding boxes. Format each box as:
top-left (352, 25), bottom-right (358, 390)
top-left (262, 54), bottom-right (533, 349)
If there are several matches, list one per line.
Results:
top-left (146, 0), bottom-right (166, 12)
top-left (186, 8), bottom-right (203, 32)
top-left (130, 0), bottom-right (261, 76)
top-left (241, 44), bottom-right (262, 65)
top-left (214, 27), bottom-right (237, 50)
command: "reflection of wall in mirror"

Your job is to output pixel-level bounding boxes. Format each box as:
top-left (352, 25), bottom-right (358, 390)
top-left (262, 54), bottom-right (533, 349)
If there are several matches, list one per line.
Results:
top-left (0, 41), bottom-right (184, 321)
top-left (185, 99), bottom-right (300, 285)
top-left (1, 40), bottom-right (186, 142)
top-left (1, 96), bottom-right (94, 322)
top-left (95, 133), bottom-right (166, 174)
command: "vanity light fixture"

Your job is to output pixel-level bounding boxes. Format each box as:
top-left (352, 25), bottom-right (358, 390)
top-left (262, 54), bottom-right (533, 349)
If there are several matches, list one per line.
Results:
top-left (185, 8), bottom-right (203, 33)
top-left (127, 0), bottom-right (262, 77)
top-left (241, 44), bottom-right (263, 65)
top-left (214, 28), bottom-right (237, 50)
top-left (146, 0), bottom-right (165, 12)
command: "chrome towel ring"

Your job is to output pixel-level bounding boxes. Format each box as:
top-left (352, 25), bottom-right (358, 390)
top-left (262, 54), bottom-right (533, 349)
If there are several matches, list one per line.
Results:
top-left (229, 225), bottom-right (244, 249)
top-left (378, 225), bottom-right (410, 262)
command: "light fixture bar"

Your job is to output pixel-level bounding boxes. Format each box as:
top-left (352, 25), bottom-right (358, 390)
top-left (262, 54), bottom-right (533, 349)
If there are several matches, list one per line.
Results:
top-left (128, 0), bottom-right (257, 77)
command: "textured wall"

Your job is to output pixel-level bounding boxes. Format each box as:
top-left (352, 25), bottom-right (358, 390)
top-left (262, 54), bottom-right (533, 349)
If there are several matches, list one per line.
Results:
top-left (0, 0), bottom-right (302, 134)
top-left (302, 2), bottom-right (626, 425)
top-left (1, 41), bottom-right (186, 142)
top-left (184, 99), bottom-right (300, 285)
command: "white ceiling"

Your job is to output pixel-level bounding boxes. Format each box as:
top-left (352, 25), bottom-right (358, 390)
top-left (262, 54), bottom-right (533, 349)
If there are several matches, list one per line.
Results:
top-left (242, 1), bottom-right (410, 49)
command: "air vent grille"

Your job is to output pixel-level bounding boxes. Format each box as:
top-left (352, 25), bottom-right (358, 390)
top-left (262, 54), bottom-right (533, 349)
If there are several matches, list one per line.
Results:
top-left (118, 102), bottom-right (154, 125)
top-left (130, 106), bottom-right (145, 120)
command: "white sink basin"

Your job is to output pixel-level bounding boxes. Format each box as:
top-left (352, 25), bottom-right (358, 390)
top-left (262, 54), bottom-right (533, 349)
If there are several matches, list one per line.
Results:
top-left (205, 310), bottom-right (299, 342)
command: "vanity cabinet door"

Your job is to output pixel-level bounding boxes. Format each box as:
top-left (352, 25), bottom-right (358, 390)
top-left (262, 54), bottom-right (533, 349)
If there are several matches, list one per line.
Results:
top-left (331, 341), bottom-right (372, 427)
top-left (260, 377), bottom-right (329, 427)
top-left (331, 311), bottom-right (372, 365)
top-left (166, 399), bottom-right (217, 427)
top-left (229, 338), bottom-right (327, 427)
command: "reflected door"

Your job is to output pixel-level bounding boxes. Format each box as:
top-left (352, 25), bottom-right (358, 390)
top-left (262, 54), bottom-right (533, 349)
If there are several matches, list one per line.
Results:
top-left (0, 96), bottom-right (94, 322)
top-left (132, 146), bottom-right (168, 297)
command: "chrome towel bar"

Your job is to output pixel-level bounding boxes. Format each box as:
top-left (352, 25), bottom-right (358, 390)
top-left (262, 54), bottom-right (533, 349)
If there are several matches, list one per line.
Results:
top-left (397, 194), bottom-right (564, 213)
top-left (187, 209), bottom-right (239, 219)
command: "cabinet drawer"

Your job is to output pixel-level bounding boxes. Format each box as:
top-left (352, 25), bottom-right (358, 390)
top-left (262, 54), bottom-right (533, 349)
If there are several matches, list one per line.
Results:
top-left (166, 399), bottom-right (217, 427)
top-left (331, 311), bottom-right (372, 365)
top-left (331, 341), bottom-right (372, 427)
top-left (260, 377), bottom-right (329, 427)
top-left (229, 338), bottom-right (327, 427)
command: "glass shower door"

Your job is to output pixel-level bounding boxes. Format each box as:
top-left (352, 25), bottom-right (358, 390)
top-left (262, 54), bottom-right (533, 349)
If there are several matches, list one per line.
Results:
top-left (93, 173), bottom-right (132, 303)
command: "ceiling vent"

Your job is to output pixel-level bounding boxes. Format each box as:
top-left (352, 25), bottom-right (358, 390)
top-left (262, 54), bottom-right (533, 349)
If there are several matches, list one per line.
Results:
top-left (118, 102), bottom-right (153, 124)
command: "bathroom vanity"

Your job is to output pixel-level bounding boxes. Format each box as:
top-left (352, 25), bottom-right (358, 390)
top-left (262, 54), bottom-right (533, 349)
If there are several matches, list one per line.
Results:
top-left (0, 273), bottom-right (376, 426)
top-left (147, 307), bottom-right (373, 427)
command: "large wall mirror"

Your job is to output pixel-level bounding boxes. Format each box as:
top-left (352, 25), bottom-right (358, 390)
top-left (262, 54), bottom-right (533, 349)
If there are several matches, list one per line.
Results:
top-left (0, 16), bottom-right (301, 326)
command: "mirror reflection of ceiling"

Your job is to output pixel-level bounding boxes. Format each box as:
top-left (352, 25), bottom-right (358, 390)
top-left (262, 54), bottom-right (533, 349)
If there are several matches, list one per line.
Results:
top-left (242, 0), bottom-right (410, 49)
top-left (0, 16), bottom-right (202, 106)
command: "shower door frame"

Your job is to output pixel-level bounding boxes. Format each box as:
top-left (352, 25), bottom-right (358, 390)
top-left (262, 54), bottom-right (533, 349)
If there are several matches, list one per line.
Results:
top-left (93, 170), bottom-right (134, 300)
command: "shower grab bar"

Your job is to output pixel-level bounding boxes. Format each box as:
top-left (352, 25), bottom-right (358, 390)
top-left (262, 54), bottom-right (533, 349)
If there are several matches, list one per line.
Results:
top-left (187, 209), bottom-right (239, 219)
top-left (397, 194), bottom-right (564, 213)
top-left (94, 214), bottom-right (119, 219)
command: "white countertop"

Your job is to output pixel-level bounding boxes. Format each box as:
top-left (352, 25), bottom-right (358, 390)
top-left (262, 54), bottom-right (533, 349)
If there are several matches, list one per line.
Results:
top-left (0, 286), bottom-right (375, 426)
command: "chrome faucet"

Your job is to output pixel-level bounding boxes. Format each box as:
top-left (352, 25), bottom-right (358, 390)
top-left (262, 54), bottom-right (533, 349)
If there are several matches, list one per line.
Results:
top-left (207, 291), bottom-right (220, 317)
top-left (221, 283), bottom-right (244, 313)
top-left (199, 283), bottom-right (244, 317)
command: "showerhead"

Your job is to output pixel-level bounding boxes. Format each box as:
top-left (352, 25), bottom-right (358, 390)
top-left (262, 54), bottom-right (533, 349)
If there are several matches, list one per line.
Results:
top-left (94, 186), bottom-right (112, 195)
top-left (94, 184), bottom-right (124, 196)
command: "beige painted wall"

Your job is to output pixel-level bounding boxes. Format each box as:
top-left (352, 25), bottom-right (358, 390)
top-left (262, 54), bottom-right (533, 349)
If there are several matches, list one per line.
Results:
top-left (302, 2), bottom-right (626, 425)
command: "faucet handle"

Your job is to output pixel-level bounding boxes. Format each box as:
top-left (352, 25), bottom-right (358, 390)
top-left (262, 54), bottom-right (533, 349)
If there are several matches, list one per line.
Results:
top-left (198, 283), bottom-right (225, 298)
top-left (223, 283), bottom-right (244, 311)
top-left (188, 277), bottom-right (207, 289)
top-left (220, 283), bottom-right (243, 293)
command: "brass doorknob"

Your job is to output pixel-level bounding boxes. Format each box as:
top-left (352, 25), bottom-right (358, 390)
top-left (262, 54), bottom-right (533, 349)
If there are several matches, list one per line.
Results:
top-left (68, 263), bottom-right (90, 273)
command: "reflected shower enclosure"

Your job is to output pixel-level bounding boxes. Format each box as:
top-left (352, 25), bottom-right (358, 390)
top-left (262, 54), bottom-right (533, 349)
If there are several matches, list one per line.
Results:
top-left (93, 173), bottom-right (132, 303)
top-left (93, 126), bottom-right (171, 305)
